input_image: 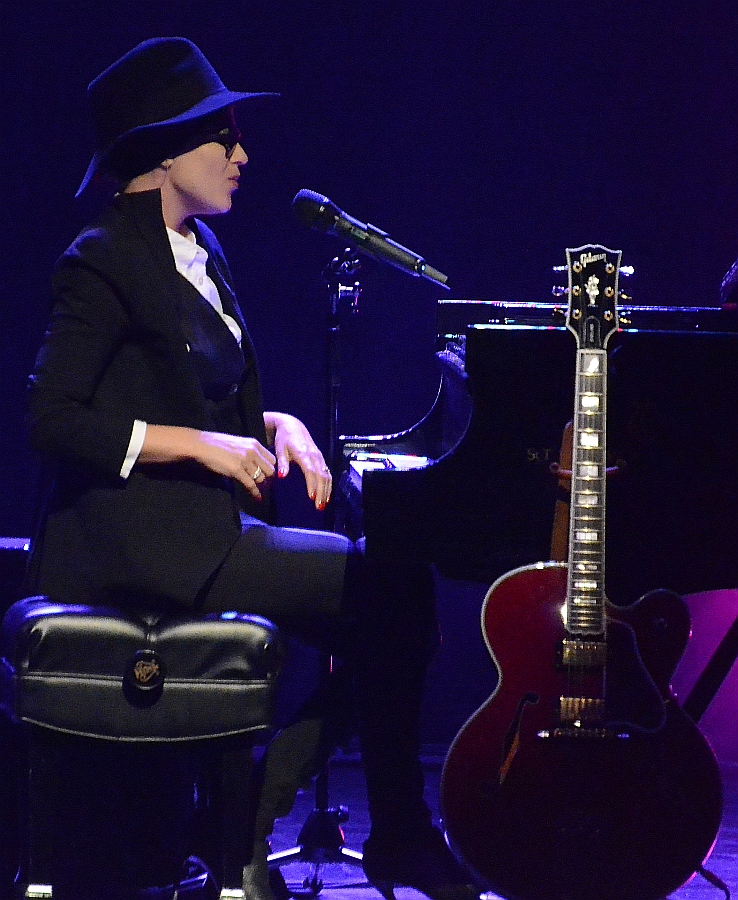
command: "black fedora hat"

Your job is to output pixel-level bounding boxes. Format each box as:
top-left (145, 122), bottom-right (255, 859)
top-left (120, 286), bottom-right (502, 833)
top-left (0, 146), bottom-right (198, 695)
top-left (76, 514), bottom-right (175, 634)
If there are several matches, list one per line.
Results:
top-left (77, 37), bottom-right (278, 196)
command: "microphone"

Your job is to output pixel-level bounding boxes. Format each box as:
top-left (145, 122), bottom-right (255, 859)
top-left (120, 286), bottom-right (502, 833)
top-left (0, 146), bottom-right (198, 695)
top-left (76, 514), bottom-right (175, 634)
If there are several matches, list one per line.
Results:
top-left (292, 189), bottom-right (449, 288)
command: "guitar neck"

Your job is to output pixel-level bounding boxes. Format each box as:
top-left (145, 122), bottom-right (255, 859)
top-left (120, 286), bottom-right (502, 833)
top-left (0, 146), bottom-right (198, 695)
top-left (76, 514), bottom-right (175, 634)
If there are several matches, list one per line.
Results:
top-left (566, 347), bottom-right (607, 635)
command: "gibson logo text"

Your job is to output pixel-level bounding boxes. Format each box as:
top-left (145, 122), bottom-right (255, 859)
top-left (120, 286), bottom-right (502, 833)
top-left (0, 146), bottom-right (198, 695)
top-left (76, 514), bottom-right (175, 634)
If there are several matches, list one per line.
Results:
top-left (580, 252), bottom-right (606, 268)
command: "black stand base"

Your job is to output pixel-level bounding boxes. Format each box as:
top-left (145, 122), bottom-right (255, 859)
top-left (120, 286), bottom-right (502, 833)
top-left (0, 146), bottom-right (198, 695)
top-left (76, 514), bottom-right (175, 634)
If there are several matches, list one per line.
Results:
top-left (267, 770), bottom-right (363, 896)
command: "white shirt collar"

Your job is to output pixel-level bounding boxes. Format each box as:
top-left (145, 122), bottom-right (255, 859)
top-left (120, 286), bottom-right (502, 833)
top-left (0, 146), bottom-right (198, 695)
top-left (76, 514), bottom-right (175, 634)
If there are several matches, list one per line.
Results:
top-left (167, 226), bottom-right (208, 277)
top-left (165, 226), bottom-right (242, 346)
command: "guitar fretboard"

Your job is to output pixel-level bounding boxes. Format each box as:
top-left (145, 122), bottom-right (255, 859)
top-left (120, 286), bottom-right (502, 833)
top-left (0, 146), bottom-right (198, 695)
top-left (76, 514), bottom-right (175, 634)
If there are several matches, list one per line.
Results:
top-left (566, 348), bottom-right (607, 634)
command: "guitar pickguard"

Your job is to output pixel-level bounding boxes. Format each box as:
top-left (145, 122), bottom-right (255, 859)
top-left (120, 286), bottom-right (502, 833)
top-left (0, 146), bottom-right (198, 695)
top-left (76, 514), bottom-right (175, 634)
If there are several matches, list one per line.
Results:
top-left (604, 617), bottom-right (665, 732)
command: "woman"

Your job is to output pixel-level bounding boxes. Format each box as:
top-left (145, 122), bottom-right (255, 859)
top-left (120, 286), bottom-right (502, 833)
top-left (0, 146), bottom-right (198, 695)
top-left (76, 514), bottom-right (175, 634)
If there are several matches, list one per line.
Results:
top-left (26, 37), bottom-right (477, 900)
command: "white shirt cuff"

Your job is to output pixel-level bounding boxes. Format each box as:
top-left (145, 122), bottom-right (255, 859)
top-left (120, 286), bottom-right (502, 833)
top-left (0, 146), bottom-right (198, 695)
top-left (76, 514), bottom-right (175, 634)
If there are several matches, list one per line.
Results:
top-left (120, 420), bottom-right (147, 479)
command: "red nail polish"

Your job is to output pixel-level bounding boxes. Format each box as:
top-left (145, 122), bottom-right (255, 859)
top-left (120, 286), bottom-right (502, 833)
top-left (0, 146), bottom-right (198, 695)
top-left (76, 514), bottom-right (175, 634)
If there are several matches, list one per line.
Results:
top-left (310, 491), bottom-right (317, 501)
top-left (317, 500), bottom-right (326, 511)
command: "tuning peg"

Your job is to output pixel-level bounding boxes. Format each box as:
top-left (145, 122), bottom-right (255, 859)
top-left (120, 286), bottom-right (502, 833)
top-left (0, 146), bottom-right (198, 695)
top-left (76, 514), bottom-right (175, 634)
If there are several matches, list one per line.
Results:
top-left (553, 263), bottom-right (633, 276)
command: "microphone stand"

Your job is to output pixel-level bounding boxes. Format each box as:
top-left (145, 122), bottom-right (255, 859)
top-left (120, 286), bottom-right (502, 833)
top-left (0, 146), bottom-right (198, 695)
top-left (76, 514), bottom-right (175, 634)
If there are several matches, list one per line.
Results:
top-left (267, 249), bottom-right (363, 895)
top-left (324, 250), bottom-right (362, 479)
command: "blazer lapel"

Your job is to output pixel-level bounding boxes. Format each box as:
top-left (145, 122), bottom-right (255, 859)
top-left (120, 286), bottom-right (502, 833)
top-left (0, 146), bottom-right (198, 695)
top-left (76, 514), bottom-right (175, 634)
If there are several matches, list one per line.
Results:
top-left (116, 190), bottom-right (211, 422)
top-left (190, 221), bottom-right (247, 335)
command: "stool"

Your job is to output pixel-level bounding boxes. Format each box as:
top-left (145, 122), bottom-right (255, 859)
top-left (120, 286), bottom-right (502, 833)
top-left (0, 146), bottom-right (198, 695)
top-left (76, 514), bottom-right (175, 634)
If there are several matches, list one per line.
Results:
top-left (0, 596), bottom-right (284, 900)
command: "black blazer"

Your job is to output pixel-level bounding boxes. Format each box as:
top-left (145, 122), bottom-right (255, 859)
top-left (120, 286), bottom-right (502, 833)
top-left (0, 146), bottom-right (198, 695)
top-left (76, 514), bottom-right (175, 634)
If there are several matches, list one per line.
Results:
top-left (27, 189), bottom-right (269, 607)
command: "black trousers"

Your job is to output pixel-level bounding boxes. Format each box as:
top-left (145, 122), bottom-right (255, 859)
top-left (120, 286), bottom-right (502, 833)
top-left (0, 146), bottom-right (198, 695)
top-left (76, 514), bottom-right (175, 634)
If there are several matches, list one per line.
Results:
top-left (198, 515), bottom-right (439, 835)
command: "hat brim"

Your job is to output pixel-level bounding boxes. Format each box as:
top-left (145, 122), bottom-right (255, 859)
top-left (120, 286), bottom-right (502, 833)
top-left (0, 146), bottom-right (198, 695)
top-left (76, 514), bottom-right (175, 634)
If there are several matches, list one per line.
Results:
top-left (76, 88), bottom-right (279, 197)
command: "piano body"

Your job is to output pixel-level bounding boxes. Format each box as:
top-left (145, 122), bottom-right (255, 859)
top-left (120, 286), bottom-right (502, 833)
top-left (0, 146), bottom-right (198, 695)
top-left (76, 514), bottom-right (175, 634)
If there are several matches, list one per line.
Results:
top-left (336, 301), bottom-right (738, 606)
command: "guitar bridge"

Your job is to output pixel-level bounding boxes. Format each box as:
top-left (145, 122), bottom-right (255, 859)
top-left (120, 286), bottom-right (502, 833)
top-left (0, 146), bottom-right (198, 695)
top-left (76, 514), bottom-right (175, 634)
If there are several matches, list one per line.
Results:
top-left (560, 639), bottom-right (607, 668)
top-left (543, 726), bottom-right (623, 740)
top-left (559, 696), bottom-right (605, 726)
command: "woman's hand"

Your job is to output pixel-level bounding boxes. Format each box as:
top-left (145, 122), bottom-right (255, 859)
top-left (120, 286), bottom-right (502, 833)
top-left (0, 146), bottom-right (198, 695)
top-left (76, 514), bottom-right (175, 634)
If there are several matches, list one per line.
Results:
top-left (194, 431), bottom-right (276, 500)
top-left (140, 425), bottom-right (276, 500)
top-left (264, 412), bottom-right (332, 510)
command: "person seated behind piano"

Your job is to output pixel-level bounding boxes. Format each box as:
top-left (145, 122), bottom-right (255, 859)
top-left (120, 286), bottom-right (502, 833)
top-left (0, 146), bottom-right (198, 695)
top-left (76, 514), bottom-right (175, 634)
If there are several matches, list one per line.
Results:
top-left (25, 37), bottom-right (478, 900)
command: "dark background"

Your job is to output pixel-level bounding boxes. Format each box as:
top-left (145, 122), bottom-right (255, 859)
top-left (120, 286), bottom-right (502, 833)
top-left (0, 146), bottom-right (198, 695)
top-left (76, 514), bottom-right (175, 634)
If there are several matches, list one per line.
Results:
top-left (2, 0), bottom-right (738, 537)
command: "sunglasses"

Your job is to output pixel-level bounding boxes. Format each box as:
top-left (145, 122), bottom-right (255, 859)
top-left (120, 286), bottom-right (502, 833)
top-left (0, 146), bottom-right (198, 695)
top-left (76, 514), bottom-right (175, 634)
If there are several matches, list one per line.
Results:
top-left (210, 125), bottom-right (243, 160)
top-left (176, 124), bottom-right (243, 160)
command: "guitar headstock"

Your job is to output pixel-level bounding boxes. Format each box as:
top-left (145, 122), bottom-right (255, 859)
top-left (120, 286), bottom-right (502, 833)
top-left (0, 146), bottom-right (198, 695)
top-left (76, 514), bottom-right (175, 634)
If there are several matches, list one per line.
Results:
top-left (565, 245), bottom-right (622, 350)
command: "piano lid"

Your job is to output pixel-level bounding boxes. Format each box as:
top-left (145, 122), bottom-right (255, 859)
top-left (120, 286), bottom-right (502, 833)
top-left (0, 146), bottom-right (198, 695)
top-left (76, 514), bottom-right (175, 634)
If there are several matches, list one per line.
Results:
top-left (437, 300), bottom-right (738, 342)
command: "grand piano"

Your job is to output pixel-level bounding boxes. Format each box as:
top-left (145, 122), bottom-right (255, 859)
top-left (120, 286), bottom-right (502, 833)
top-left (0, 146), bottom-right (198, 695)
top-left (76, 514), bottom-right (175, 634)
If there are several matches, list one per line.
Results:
top-left (336, 301), bottom-right (738, 606)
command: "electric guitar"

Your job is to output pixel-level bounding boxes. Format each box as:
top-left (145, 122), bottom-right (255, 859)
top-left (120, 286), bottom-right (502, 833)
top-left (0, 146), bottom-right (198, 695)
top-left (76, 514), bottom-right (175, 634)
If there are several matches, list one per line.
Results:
top-left (440, 245), bottom-right (723, 900)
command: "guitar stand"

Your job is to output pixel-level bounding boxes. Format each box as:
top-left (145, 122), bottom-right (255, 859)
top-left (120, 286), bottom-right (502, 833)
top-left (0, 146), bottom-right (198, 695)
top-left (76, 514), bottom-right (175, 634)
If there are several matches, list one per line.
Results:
top-left (267, 772), bottom-right (364, 895)
top-left (268, 250), bottom-right (364, 896)
top-left (687, 623), bottom-right (736, 900)
top-left (683, 612), bottom-right (738, 725)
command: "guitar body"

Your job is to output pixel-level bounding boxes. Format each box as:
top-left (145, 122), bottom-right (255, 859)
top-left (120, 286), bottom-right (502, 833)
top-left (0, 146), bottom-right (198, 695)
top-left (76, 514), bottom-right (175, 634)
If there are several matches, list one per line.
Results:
top-left (441, 562), bottom-right (723, 900)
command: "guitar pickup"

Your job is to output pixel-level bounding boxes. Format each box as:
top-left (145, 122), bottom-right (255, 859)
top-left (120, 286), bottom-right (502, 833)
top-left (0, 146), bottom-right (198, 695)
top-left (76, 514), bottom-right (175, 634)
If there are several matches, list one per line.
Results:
top-left (559, 696), bottom-right (605, 726)
top-left (559, 639), bottom-right (607, 668)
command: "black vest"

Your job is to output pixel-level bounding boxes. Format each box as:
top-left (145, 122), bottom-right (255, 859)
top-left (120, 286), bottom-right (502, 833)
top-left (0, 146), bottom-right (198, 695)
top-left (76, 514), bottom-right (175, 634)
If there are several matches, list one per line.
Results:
top-left (177, 273), bottom-right (246, 436)
top-left (176, 273), bottom-right (274, 522)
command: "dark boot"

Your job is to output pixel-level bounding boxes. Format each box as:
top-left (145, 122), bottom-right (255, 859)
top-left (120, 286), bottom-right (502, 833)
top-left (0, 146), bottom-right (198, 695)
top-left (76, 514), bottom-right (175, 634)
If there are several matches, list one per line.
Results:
top-left (354, 557), bottom-right (438, 831)
top-left (362, 824), bottom-right (479, 900)
top-left (243, 718), bottom-right (325, 900)
top-left (241, 840), bottom-right (290, 900)
top-left (354, 558), bottom-right (478, 900)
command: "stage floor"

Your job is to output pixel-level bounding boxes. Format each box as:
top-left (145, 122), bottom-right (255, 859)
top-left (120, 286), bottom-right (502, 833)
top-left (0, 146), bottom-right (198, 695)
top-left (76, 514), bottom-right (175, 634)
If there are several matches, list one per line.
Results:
top-left (269, 755), bottom-right (738, 900)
